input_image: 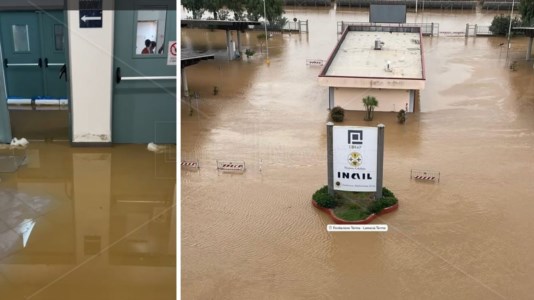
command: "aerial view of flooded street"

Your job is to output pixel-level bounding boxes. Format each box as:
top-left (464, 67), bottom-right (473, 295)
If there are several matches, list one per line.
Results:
top-left (181, 5), bottom-right (534, 299)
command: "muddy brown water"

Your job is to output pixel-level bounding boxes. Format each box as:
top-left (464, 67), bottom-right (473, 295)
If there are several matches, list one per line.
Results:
top-left (181, 7), bottom-right (534, 300)
top-left (0, 143), bottom-right (176, 299)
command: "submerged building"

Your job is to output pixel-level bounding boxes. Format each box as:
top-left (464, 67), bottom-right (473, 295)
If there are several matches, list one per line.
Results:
top-left (318, 25), bottom-right (426, 113)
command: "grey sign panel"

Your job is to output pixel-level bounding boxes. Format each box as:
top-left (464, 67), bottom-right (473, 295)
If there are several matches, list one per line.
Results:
top-left (369, 4), bottom-right (407, 24)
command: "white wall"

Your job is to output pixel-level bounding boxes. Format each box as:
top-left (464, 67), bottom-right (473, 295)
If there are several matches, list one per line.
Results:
top-left (68, 9), bottom-right (114, 143)
top-left (334, 88), bottom-right (411, 112)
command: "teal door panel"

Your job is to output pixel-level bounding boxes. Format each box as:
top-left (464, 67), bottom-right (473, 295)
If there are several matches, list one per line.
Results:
top-left (113, 2), bottom-right (176, 144)
top-left (0, 42), bottom-right (12, 143)
top-left (40, 11), bottom-right (67, 99)
top-left (0, 12), bottom-right (44, 98)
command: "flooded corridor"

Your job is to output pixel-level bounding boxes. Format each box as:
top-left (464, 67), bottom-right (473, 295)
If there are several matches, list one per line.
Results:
top-left (1, 143), bottom-right (176, 299)
top-left (181, 7), bottom-right (534, 300)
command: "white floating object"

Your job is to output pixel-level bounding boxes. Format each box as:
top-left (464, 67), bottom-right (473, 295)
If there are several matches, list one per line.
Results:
top-left (10, 137), bottom-right (29, 147)
top-left (147, 142), bottom-right (166, 153)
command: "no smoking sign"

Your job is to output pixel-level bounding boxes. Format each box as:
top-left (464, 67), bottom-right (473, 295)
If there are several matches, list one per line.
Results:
top-left (167, 41), bottom-right (176, 65)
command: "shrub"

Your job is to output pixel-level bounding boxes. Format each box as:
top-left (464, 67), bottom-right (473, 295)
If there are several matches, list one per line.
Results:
top-left (245, 48), bottom-right (255, 59)
top-left (367, 195), bottom-right (397, 214)
top-left (397, 109), bottom-right (406, 124)
top-left (330, 106), bottom-right (345, 122)
top-left (382, 187), bottom-right (394, 197)
top-left (312, 186), bottom-right (338, 208)
top-left (490, 15), bottom-right (522, 36)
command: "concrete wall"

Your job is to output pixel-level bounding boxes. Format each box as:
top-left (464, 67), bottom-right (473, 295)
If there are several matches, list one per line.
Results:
top-left (334, 87), bottom-right (410, 112)
top-left (67, 7), bottom-right (114, 143)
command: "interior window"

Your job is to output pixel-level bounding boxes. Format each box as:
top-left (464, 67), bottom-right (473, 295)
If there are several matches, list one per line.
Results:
top-left (12, 24), bottom-right (30, 52)
top-left (54, 24), bottom-right (64, 51)
top-left (135, 10), bottom-right (167, 55)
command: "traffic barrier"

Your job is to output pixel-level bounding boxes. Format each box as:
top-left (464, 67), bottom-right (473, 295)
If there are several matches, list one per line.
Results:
top-left (181, 160), bottom-right (199, 170)
top-left (217, 160), bottom-right (245, 172)
top-left (410, 169), bottom-right (440, 183)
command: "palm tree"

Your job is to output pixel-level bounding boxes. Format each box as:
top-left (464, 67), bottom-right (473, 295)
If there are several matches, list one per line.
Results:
top-left (362, 96), bottom-right (378, 121)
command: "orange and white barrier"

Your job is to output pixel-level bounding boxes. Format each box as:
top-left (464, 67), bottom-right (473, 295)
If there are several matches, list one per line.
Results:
top-left (216, 160), bottom-right (245, 172)
top-left (410, 169), bottom-right (440, 183)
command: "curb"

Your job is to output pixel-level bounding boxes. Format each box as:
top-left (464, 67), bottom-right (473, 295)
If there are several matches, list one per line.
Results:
top-left (312, 199), bottom-right (399, 224)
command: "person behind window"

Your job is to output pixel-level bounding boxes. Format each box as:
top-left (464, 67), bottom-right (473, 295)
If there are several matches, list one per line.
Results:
top-left (150, 41), bottom-right (157, 54)
top-left (141, 39), bottom-right (151, 54)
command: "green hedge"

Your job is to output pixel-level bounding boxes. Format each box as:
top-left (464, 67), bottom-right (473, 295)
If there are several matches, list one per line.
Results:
top-left (367, 196), bottom-right (397, 214)
top-left (382, 187), bottom-right (394, 197)
top-left (312, 186), bottom-right (338, 208)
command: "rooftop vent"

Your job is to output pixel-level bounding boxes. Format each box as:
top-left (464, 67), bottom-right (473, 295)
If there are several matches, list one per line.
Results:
top-left (385, 60), bottom-right (392, 72)
top-left (374, 38), bottom-right (385, 50)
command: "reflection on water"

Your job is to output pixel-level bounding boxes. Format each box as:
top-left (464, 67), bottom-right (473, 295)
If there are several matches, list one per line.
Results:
top-left (182, 7), bottom-right (534, 300)
top-left (0, 143), bottom-right (176, 300)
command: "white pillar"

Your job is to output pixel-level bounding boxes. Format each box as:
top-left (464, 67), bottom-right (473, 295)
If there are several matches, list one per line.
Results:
top-left (225, 30), bottom-right (232, 60)
top-left (328, 87), bottom-right (335, 109)
top-left (68, 9), bottom-right (114, 143)
top-left (236, 30), bottom-right (241, 56)
top-left (527, 37), bottom-right (533, 60)
top-left (181, 68), bottom-right (189, 98)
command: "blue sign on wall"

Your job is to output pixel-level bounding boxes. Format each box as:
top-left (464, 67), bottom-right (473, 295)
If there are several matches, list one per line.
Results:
top-left (79, 0), bottom-right (102, 28)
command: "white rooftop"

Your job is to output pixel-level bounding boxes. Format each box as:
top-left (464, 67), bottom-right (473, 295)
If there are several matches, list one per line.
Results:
top-left (324, 31), bottom-right (424, 79)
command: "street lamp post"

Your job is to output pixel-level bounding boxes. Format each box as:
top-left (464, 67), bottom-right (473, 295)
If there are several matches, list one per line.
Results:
top-left (507, 0), bottom-right (515, 54)
top-left (263, 0), bottom-right (270, 64)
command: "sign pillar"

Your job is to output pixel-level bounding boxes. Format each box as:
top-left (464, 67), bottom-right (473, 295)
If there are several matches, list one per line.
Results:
top-left (181, 68), bottom-right (188, 98)
top-left (327, 122), bottom-right (334, 196)
top-left (375, 124), bottom-right (385, 200)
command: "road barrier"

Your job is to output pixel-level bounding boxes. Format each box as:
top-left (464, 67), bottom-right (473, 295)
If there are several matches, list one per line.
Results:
top-left (181, 160), bottom-right (199, 170)
top-left (411, 169), bottom-right (440, 183)
top-left (217, 160), bottom-right (245, 172)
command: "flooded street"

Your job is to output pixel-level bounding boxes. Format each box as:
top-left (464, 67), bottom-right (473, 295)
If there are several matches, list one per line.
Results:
top-left (181, 6), bottom-right (534, 300)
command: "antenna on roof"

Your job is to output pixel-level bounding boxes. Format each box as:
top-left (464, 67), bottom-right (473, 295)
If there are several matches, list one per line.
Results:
top-left (385, 60), bottom-right (392, 72)
top-left (374, 38), bottom-right (384, 50)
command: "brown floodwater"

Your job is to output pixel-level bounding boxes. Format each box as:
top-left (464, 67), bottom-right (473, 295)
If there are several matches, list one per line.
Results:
top-left (0, 143), bottom-right (176, 299)
top-left (181, 7), bottom-right (534, 300)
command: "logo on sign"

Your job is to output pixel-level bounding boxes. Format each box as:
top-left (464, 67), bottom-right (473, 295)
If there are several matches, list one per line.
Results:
top-left (348, 152), bottom-right (362, 167)
top-left (348, 130), bottom-right (363, 145)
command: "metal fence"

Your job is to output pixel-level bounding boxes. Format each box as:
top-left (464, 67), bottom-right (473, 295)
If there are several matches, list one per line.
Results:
top-left (465, 24), bottom-right (495, 36)
top-left (481, 0), bottom-right (517, 10)
top-left (283, 0), bottom-right (331, 6)
top-left (337, 0), bottom-right (476, 9)
top-left (261, 20), bottom-right (309, 33)
top-left (338, 21), bottom-right (439, 36)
